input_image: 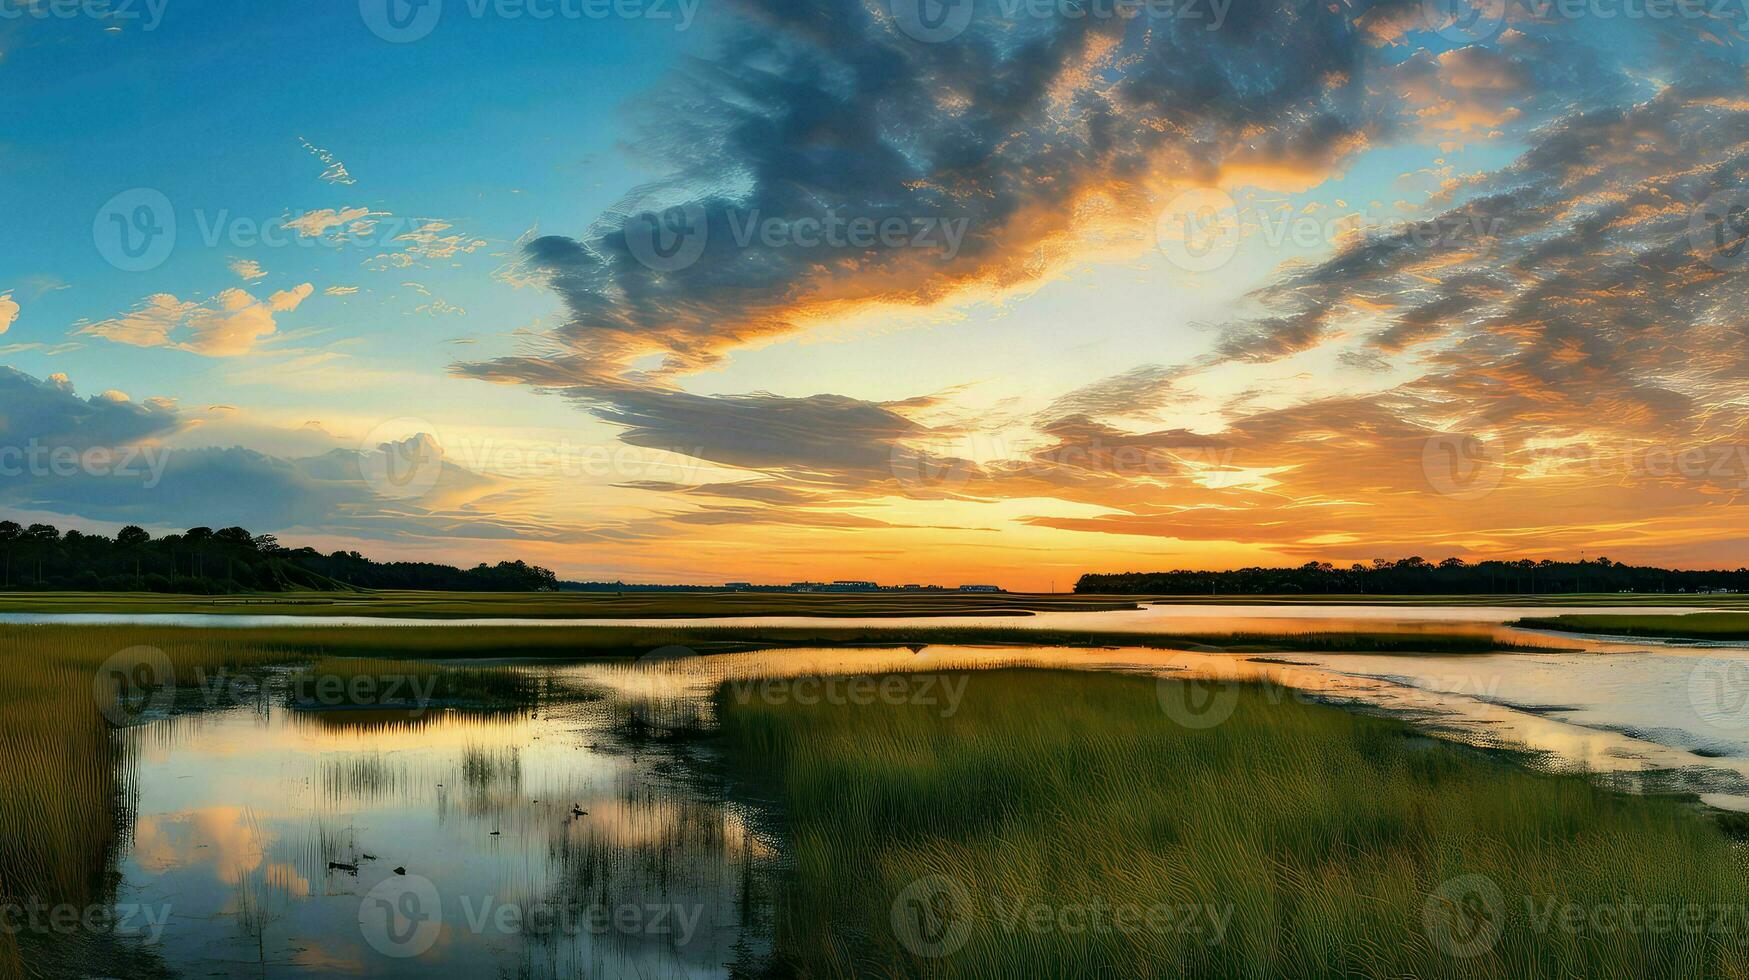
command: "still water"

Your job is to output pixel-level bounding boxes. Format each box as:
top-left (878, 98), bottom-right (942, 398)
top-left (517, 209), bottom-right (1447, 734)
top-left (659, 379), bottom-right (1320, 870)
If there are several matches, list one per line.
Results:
top-left (58, 606), bottom-right (1749, 974)
top-left (108, 664), bottom-right (775, 978)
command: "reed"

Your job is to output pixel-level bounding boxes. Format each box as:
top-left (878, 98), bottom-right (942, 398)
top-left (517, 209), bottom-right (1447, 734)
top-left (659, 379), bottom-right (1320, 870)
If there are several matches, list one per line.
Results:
top-left (716, 668), bottom-right (1749, 978)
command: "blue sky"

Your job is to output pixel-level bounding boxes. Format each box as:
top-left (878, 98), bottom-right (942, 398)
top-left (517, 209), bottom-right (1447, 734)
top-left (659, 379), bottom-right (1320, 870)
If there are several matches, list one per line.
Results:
top-left (3, 0), bottom-right (1747, 587)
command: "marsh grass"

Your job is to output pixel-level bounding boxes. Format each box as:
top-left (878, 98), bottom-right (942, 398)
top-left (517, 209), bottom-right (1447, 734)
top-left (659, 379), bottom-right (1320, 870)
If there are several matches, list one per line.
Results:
top-left (1518, 612), bottom-right (1749, 641)
top-left (716, 668), bottom-right (1749, 978)
top-left (285, 656), bottom-right (541, 709)
top-left (0, 625), bottom-right (547, 977)
top-left (0, 589), bottom-right (1143, 619)
top-left (121, 623), bottom-right (1554, 658)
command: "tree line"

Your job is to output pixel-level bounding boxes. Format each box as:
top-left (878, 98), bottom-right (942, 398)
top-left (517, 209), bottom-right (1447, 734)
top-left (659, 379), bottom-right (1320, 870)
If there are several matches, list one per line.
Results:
top-left (0, 522), bottom-right (558, 593)
top-left (1075, 557), bottom-right (1749, 595)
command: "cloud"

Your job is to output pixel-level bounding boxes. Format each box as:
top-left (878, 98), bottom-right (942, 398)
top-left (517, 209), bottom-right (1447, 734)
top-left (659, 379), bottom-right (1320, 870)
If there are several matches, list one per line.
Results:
top-left (0, 292), bottom-right (16, 335)
top-left (78, 284), bottom-right (314, 356)
top-left (0, 367), bottom-right (183, 450)
top-left (1041, 365), bottom-right (1186, 422)
top-left (434, 6), bottom-right (1749, 574)
top-left (229, 258), bottom-right (267, 282)
top-left (459, 0), bottom-right (1394, 391)
top-left (367, 220), bottom-right (487, 269)
top-left (283, 206), bottom-right (384, 239)
top-left (298, 136), bottom-right (355, 185)
top-left (0, 368), bottom-right (557, 545)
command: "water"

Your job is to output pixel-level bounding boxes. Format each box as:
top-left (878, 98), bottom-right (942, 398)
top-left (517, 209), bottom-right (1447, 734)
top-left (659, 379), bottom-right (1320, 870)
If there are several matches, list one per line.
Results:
top-left (104, 665), bottom-right (774, 978)
top-left (50, 605), bottom-right (1749, 974)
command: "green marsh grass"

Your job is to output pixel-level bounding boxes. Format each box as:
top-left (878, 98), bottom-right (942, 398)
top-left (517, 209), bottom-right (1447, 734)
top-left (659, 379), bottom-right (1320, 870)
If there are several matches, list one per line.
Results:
top-left (716, 668), bottom-right (1749, 978)
top-left (1518, 612), bottom-right (1749, 641)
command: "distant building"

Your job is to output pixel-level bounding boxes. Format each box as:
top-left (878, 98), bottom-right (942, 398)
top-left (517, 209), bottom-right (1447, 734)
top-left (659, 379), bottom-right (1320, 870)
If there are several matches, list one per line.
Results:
top-left (724, 582), bottom-right (753, 590)
top-left (958, 584), bottom-right (1003, 592)
top-left (825, 580), bottom-right (880, 592)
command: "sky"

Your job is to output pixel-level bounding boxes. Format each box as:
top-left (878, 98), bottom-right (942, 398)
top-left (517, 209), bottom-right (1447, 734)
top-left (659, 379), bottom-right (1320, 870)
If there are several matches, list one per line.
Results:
top-left (1, 0), bottom-right (1747, 589)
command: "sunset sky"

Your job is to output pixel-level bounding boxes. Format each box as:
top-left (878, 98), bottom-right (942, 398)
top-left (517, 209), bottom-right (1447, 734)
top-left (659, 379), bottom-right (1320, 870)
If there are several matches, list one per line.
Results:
top-left (3, 0), bottom-right (1747, 588)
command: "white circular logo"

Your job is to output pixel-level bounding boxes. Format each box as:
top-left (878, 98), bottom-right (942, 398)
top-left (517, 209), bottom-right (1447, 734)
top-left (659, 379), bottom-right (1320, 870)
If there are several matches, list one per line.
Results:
top-left (891, 0), bottom-right (975, 42)
top-left (1421, 432), bottom-right (1505, 500)
top-left (1689, 659), bottom-right (1749, 731)
top-left (890, 875), bottom-right (973, 957)
top-left (1689, 190), bottom-right (1749, 274)
top-left (1420, 0), bottom-right (1507, 43)
top-left (360, 874), bottom-right (443, 958)
top-left (624, 203), bottom-right (709, 273)
top-left (357, 418), bottom-right (445, 501)
top-left (360, 0), bottom-right (443, 42)
top-left (1155, 188), bottom-right (1241, 273)
top-left (94, 188), bottom-right (176, 273)
top-left (1156, 664), bottom-right (1239, 730)
top-left (1423, 874), bottom-right (1504, 958)
top-left (93, 645), bottom-right (176, 726)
